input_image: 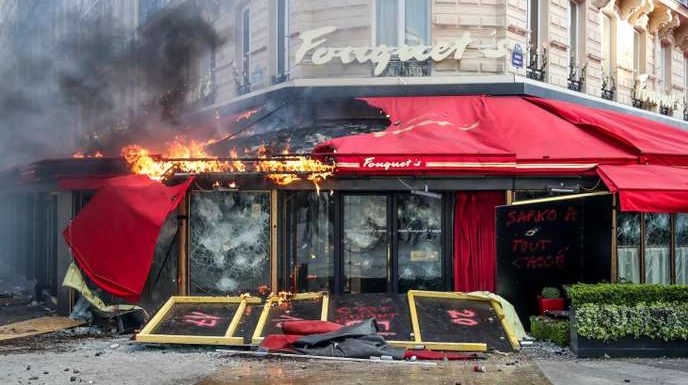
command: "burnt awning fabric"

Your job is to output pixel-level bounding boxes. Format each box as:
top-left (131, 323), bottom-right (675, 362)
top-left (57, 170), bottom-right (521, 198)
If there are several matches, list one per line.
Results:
top-left (597, 165), bottom-right (688, 212)
top-left (63, 175), bottom-right (192, 302)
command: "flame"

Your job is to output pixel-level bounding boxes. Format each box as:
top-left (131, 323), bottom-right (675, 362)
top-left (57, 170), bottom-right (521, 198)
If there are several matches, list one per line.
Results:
top-left (121, 138), bottom-right (333, 191)
top-left (121, 137), bottom-right (240, 181)
top-left (72, 150), bottom-right (103, 159)
top-left (255, 145), bottom-right (333, 193)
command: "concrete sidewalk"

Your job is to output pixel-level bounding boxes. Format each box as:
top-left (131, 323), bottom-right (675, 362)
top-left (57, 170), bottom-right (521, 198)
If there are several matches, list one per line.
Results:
top-left (536, 358), bottom-right (688, 385)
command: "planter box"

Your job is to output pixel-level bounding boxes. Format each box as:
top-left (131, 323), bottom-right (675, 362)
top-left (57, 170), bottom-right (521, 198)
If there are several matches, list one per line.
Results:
top-left (537, 297), bottom-right (565, 315)
top-left (570, 308), bottom-right (688, 358)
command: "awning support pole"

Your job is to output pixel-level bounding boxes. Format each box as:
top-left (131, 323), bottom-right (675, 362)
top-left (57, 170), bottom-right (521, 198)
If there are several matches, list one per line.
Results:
top-left (177, 193), bottom-right (189, 295)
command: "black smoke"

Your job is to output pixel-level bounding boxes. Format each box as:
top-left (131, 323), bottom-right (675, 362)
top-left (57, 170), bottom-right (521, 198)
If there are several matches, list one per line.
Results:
top-left (0, 1), bottom-right (222, 168)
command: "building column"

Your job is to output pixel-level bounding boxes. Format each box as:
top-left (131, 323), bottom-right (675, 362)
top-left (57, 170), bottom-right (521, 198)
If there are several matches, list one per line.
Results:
top-left (55, 191), bottom-right (74, 316)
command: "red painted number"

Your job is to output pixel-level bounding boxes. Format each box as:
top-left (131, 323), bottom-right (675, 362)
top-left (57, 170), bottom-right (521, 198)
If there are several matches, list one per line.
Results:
top-left (447, 309), bottom-right (478, 326)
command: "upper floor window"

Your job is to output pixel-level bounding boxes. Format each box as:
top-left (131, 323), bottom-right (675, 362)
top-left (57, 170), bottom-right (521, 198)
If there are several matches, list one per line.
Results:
top-left (239, 7), bottom-right (251, 94)
top-left (684, 56), bottom-right (688, 91)
top-left (633, 29), bottom-right (640, 74)
top-left (600, 13), bottom-right (613, 77)
top-left (274, 0), bottom-right (289, 84)
top-left (568, 0), bottom-right (580, 63)
top-left (375, 0), bottom-right (429, 47)
top-left (660, 44), bottom-right (671, 89)
top-left (528, 0), bottom-right (541, 47)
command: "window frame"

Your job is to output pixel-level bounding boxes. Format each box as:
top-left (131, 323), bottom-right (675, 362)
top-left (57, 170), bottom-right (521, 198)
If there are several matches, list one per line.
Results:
top-left (567, 0), bottom-right (580, 64)
top-left (241, 7), bottom-right (251, 79)
top-left (372, 0), bottom-right (431, 47)
top-left (527, 0), bottom-right (541, 47)
top-left (600, 11), bottom-right (615, 78)
top-left (274, 0), bottom-right (289, 82)
top-left (616, 211), bottom-right (678, 284)
top-left (660, 43), bottom-right (672, 90)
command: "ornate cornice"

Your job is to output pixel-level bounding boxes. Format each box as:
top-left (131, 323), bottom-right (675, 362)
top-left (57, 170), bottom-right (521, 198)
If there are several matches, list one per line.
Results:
top-left (622, 0), bottom-right (655, 30)
top-left (593, 0), bottom-right (616, 10)
top-left (648, 7), bottom-right (679, 38)
top-left (676, 24), bottom-right (688, 52)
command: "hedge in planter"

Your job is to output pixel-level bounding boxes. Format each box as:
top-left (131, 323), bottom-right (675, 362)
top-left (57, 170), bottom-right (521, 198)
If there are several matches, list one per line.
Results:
top-left (530, 316), bottom-right (569, 347)
top-left (566, 283), bottom-right (688, 307)
top-left (575, 302), bottom-right (688, 342)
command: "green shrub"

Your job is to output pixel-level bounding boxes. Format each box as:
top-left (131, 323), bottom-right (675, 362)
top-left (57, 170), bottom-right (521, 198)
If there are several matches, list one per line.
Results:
top-left (530, 316), bottom-right (570, 347)
top-left (566, 283), bottom-right (688, 307)
top-left (575, 302), bottom-right (688, 342)
top-left (541, 287), bottom-right (561, 299)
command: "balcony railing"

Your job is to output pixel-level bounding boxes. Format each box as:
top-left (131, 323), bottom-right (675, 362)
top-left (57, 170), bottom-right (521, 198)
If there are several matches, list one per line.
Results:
top-left (379, 56), bottom-right (431, 77)
top-left (526, 45), bottom-right (547, 82)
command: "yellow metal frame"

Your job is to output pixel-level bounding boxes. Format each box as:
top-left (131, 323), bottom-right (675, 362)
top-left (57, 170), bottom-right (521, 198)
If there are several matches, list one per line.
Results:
top-left (136, 296), bottom-right (261, 345)
top-left (407, 290), bottom-right (520, 352)
top-left (251, 292), bottom-right (329, 344)
top-left (509, 191), bottom-right (611, 206)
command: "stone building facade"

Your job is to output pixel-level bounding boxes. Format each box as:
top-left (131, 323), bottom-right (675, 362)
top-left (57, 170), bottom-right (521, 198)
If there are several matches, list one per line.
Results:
top-left (171, 0), bottom-right (688, 122)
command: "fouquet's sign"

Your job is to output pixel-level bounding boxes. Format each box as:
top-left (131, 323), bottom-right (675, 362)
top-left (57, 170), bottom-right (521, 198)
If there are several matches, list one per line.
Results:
top-left (363, 157), bottom-right (422, 170)
top-left (295, 27), bottom-right (509, 76)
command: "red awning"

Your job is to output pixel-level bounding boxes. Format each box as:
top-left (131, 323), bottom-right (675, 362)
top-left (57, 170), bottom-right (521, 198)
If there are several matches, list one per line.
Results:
top-left (597, 165), bottom-right (688, 212)
top-left (524, 97), bottom-right (688, 166)
top-left (63, 175), bottom-right (192, 302)
top-left (314, 96), bottom-right (640, 175)
top-left (315, 96), bottom-right (516, 174)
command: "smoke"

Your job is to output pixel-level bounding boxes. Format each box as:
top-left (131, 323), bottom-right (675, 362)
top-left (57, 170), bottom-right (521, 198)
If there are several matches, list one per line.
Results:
top-left (0, 2), bottom-right (222, 169)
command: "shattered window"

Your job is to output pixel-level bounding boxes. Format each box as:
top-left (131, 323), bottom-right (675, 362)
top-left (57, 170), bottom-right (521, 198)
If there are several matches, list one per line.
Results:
top-left (644, 213), bottom-right (671, 284)
top-left (189, 191), bottom-right (271, 296)
top-left (285, 191), bottom-right (334, 293)
top-left (343, 195), bottom-right (389, 293)
top-left (675, 214), bottom-right (688, 285)
top-left (397, 194), bottom-right (442, 292)
top-left (616, 212), bottom-right (640, 283)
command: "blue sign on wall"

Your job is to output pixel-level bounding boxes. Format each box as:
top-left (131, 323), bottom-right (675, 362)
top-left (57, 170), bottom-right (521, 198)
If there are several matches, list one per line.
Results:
top-left (512, 44), bottom-right (524, 68)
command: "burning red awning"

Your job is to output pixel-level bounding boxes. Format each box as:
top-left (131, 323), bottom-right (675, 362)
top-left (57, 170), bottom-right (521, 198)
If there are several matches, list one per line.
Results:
top-left (314, 96), bottom-right (641, 175)
top-left (314, 96), bottom-right (516, 174)
top-left (597, 165), bottom-right (688, 212)
top-left (63, 175), bottom-right (192, 302)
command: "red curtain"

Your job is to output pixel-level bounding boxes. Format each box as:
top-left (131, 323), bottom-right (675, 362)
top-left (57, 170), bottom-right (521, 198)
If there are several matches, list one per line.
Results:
top-left (453, 191), bottom-right (504, 292)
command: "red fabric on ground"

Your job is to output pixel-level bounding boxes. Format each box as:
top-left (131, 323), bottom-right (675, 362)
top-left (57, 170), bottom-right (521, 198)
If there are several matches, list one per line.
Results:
top-left (282, 320), bottom-right (344, 335)
top-left (597, 165), bottom-right (688, 212)
top-left (454, 191), bottom-right (504, 292)
top-left (259, 334), bottom-right (302, 352)
top-left (63, 175), bottom-right (192, 302)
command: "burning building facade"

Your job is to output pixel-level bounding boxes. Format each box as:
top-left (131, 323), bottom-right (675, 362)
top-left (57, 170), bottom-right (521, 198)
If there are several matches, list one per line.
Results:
top-left (1, 0), bottom-right (688, 317)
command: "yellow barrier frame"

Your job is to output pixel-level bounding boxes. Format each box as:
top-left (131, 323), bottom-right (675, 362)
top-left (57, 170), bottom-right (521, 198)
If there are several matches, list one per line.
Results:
top-left (251, 292), bottom-right (329, 344)
top-left (136, 296), bottom-right (260, 345)
top-left (407, 290), bottom-right (520, 352)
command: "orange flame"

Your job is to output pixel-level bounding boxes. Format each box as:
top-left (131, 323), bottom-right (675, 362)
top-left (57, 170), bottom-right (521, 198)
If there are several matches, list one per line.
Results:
top-left (121, 138), bottom-right (333, 191)
top-left (72, 150), bottom-right (103, 159)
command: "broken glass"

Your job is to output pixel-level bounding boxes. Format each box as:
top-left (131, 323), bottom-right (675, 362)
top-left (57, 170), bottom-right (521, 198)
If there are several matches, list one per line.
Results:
top-left (284, 191), bottom-right (335, 293)
top-left (343, 195), bottom-right (388, 293)
top-left (616, 212), bottom-right (640, 283)
top-left (644, 213), bottom-right (671, 284)
top-left (397, 194), bottom-right (442, 292)
top-left (189, 191), bottom-right (271, 296)
top-left (676, 214), bottom-right (688, 285)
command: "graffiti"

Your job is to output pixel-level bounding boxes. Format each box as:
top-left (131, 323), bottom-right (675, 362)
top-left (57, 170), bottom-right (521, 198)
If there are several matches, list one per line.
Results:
top-left (447, 309), bottom-right (477, 326)
top-left (182, 311), bottom-right (221, 328)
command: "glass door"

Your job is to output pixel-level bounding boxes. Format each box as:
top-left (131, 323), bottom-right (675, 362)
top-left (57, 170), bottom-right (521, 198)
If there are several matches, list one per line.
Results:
top-left (396, 194), bottom-right (443, 292)
top-left (342, 195), bottom-right (390, 293)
